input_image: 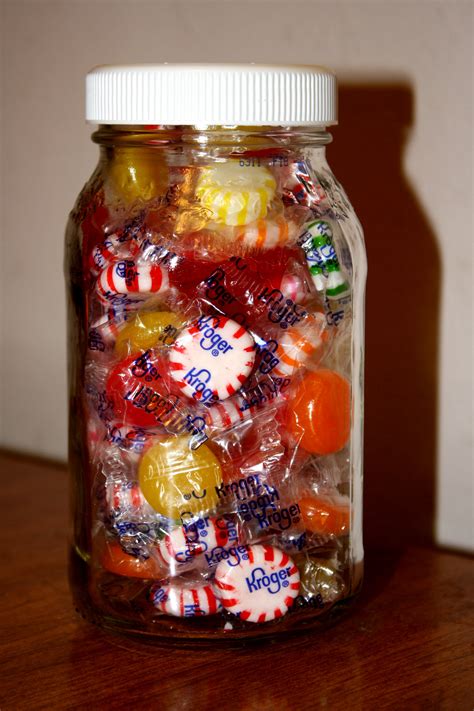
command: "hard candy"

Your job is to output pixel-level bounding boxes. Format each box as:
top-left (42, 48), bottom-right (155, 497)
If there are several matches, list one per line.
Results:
top-left (138, 436), bottom-right (223, 519)
top-left (196, 161), bottom-right (276, 227)
top-left (158, 515), bottom-right (239, 567)
top-left (169, 315), bottom-right (255, 402)
top-left (300, 219), bottom-right (350, 299)
top-left (101, 540), bottom-right (165, 579)
top-left (114, 311), bottom-right (184, 357)
top-left (97, 259), bottom-right (169, 302)
top-left (150, 579), bottom-right (222, 617)
top-left (221, 215), bottom-right (296, 250)
top-left (298, 558), bottom-right (345, 603)
top-left (105, 350), bottom-right (167, 428)
top-left (214, 543), bottom-right (300, 623)
top-left (287, 369), bottom-right (351, 454)
top-left (108, 148), bottom-right (168, 203)
top-left (299, 493), bottom-right (350, 536)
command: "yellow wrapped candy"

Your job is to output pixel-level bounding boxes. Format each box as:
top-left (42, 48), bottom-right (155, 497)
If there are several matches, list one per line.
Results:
top-left (114, 311), bottom-right (184, 357)
top-left (108, 148), bottom-right (168, 203)
top-left (196, 161), bottom-right (276, 227)
top-left (138, 436), bottom-right (222, 519)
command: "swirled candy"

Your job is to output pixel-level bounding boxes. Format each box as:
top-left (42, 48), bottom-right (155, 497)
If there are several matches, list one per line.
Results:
top-left (138, 436), bottom-right (223, 519)
top-left (158, 515), bottom-right (239, 569)
top-left (300, 220), bottom-right (350, 299)
top-left (215, 215), bottom-right (297, 251)
top-left (196, 162), bottom-right (276, 226)
top-left (89, 231), bottom-right (141, 276)
top-left (279, 272), bottom-right (306, 303)
top-left (105, 478), bottom-right (151, 515)
top-left (214, 544), bottom-right (300, 623)
top-left (281, 160), bottom-right (326, 207)
top-left (272, 313), bottom-right (327, 378)
top-left (97, 259), bottom-right (170, 303)
top-left (204, 376), bottom-right (285, 433)
top-left (90, 310), bottom-right (129, 349)
top-left (205, 396), bottom-right (250, 430)
top-left (169, 315), bottom-right (255, 402)
top-left (150, 580), bottom-right (222, 617)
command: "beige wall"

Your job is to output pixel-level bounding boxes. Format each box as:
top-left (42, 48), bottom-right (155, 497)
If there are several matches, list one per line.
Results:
top-left (1, 0), bottom-right (472, 550)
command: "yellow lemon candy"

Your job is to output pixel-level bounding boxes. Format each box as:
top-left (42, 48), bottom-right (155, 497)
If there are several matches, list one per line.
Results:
top-left (115, 312), bottom-right (184, 357)
top-left (196, 161), bottom-right (276, 227)
top-left (138, 437), bottom-right (222, 519)
top-left (109, 148), bottom-right (168, 203)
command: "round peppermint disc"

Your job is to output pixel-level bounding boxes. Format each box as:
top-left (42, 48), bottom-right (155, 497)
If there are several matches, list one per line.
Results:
top-left (214, 544), bottom-right (300, 623)
top-left (169, 315), bottom-right (255, 402)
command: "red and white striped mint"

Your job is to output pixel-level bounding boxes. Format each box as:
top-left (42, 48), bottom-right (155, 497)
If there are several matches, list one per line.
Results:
top-left (214, 543), bottom-right (300, 623)
top-left (157, 516), bottom-right (239, 568)
top-left (105, 422), bottom-right (164, 461)
top-left (89, 232), bottom-right (147, 276)
top-left (105, 480), bottom-right (153, 517)
top-left (87, 418), bottom-right (103, 455)
top-left (204, 380), bottom-right (282, 432)
top-left (205, 396), bottom-right (249, 430)
top-left (150, 580), bottom-right (222, 617)
top-left (90, 309), bottom-right (129, 346)
top-left (97, 259), bottom-right (169, 301)
top-left (169, 315), bottom-right (255, 402)
top-left (279, 273), bottom-right (306, 304)
top-left (90, 234), bottom-right (121, 274)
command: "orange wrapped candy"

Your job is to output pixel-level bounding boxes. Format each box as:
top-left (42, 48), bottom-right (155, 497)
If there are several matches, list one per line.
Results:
top-left (299, 494), bottom-right (350, 536)
top-left (101, 541), bottom-right (164, 579)
top-left (287, 369), bottom-right (350, 454)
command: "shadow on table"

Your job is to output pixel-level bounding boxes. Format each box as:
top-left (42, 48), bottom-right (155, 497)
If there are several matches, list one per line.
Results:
top-left (332, 82), bottom-right (441, 550)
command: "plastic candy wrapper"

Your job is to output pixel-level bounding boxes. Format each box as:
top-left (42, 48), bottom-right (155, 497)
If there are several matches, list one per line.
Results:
top-left (67, 141), bottom-right (361, 639)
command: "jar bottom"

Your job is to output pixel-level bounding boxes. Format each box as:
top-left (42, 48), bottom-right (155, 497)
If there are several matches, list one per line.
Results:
top-left (69, 546), bottom-right (361, 647)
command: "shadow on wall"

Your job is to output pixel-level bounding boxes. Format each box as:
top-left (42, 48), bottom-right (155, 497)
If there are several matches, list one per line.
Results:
top-left (329, 83), bottom-right (440, 549)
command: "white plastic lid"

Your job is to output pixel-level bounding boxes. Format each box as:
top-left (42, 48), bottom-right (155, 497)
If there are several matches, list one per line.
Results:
top-left (86, 64), bottom-right (337, 127)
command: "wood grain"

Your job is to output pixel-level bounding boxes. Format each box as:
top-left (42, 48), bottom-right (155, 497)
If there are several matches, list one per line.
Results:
top-left (0, 451), bottom-right (472, 711)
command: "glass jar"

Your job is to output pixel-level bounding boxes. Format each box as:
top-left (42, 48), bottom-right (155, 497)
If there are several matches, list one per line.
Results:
top-left (65, 65), bottom-right (367, 642)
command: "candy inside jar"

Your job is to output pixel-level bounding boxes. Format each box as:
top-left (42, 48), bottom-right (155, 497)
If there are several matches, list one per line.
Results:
top-left (66, 64), bottom-right (366, 641)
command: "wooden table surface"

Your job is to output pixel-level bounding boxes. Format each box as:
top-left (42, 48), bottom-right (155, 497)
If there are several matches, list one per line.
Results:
top-left (0, 451), bottom-right (472, 711)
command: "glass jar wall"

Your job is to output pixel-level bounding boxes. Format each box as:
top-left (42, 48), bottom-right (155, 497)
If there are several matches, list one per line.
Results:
top-left (65, 67), bottom-right (366, 642)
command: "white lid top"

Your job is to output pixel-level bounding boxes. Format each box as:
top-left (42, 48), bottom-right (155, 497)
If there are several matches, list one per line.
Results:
top-left (86, 64), bottom-right (337, 126)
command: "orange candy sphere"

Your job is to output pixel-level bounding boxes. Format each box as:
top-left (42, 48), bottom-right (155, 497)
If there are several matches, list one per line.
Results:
top-left (101, 541), bottom-right (164, 579)
top-left (287, 369), bottom-right (350, 454)
top-left (299, 495), bottom-right (350, 536)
